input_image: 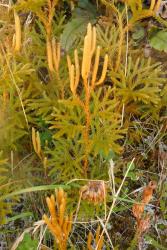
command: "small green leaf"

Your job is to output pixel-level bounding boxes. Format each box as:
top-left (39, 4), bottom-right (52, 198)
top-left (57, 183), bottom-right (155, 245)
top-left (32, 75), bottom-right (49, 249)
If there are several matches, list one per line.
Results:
top-left (127, 171), bottom-right (138, 181)
top-left (17, 233), bottom-right (38, 250)
top-left (132, 25), bottom-right (145, 41)
top-left (149, 30), bottom-right (167, 52)
top-left (60, 0), bottom-right (97, 51)
top-left (145, 235), bottom-right (167, 250)
top-left (60, 17), bottom-right (95, 51)
top-left (127, 162), bottom-right (135, 170)
top-left (6, 212), bottom-right (33, 224)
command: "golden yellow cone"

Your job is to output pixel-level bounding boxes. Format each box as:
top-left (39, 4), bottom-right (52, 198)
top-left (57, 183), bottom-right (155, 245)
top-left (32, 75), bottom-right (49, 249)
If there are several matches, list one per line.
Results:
top-left (70, 65), bottom-right (75, 94)
top-left (91, 27), bottom-right (96, 55)
top-left (97, 235), bottom-right (104, 250)
top-left (59, 202), bottom-right (65, 226)
top-left (43, 214), bottom-right (62, 240)
top-left (47, 39), bottom-right (54, 72)
top-left (14, 11), bottom-right (21, 52)
top-left (81, 35), bottom-right (89, 79)
top-left (74, 49), bottom-right (80, 91)
top-left (91, 46), bottom-right (101, 88)
top-left (36, 131), bottom-right (41, 155)
top-left (95, 225), bottom-right (101, 243)
top-left (87, 231), bottom-right (93, 250)
top-left (154, 0), bottom-right (162, 12)
top-left (96, 54), bottom-right (108, 86)
top-left (32, 128), bottom-right (37, 153)
top-left (150, 0), bottom-right (156, 10)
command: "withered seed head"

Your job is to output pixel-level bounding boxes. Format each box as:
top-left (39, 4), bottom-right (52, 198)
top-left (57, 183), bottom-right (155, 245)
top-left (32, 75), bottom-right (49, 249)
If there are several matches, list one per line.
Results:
top-left (80, 181), bottom-right (106, 204)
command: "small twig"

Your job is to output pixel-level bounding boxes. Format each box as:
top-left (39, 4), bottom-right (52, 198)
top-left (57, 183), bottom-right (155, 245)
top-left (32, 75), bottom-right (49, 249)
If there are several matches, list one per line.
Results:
top-left (0, 3), bottom-right (9, 8)
top-left (97, 216), bottom-right (114, 248)
top-left (74, 192), bottom-right (82, 223)
top-left (120, 103), bottom-right (125, 128)
top-left (37, 225), bottom-right (47, 250)
top-left (108, 159), bottom-right (115, 197)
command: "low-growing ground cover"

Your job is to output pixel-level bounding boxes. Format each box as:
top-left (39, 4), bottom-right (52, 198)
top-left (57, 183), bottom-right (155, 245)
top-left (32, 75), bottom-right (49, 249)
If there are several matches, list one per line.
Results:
top-left (0, 0), bottom-right (166, 249)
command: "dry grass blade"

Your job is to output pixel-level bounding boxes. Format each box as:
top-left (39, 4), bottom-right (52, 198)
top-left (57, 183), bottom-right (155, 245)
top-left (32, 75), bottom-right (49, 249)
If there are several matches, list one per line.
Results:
top-left (95, 158), bottom-right (135, 249)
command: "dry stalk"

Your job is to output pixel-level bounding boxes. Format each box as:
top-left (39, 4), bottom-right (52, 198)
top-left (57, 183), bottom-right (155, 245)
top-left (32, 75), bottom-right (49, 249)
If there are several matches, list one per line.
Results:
top-left (95, 158), bottom-right (135, 249)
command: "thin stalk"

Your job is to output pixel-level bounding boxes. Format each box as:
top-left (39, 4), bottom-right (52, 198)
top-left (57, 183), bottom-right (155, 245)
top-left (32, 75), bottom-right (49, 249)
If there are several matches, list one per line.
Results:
top-left (95, 158), bottom-right (135, 249)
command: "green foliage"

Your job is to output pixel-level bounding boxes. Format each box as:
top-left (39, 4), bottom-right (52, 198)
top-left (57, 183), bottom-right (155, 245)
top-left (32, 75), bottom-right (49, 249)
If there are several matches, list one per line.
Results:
top-left (17, 233), bottom-right (38, 250)
top-left (61, 0), bottom-right (97, 51)
top-left (0, 51), bottom-right (39, 150)
top-left (96, 24), bottom-right (120, 68)
top-left (126, 162), bottom-right (138, 181)
top-left (132, 25), bottom-right (145, 41)
top-left (89, 89), bottom-right (124, 155)
top-left (0, 0), bottom-right (166, 248)
top-left (110, 57), bottom-right (164, 105)
top-left (149, 29), bottom-right (167, 52)
top-left (0, 152), bottom-right (16, 225)
top-left (61, 17), bottom-right (93, 52)
top-left (47, 136), bottom-right (85, 180)
top-left (15, 0), bottom-right (47, 13)
top-left (127, 234), bottom-right (138, 250)
top-left (47, 87), bottom-right (124, 180)
top-left (145, 235), bottom-right (167, 250)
